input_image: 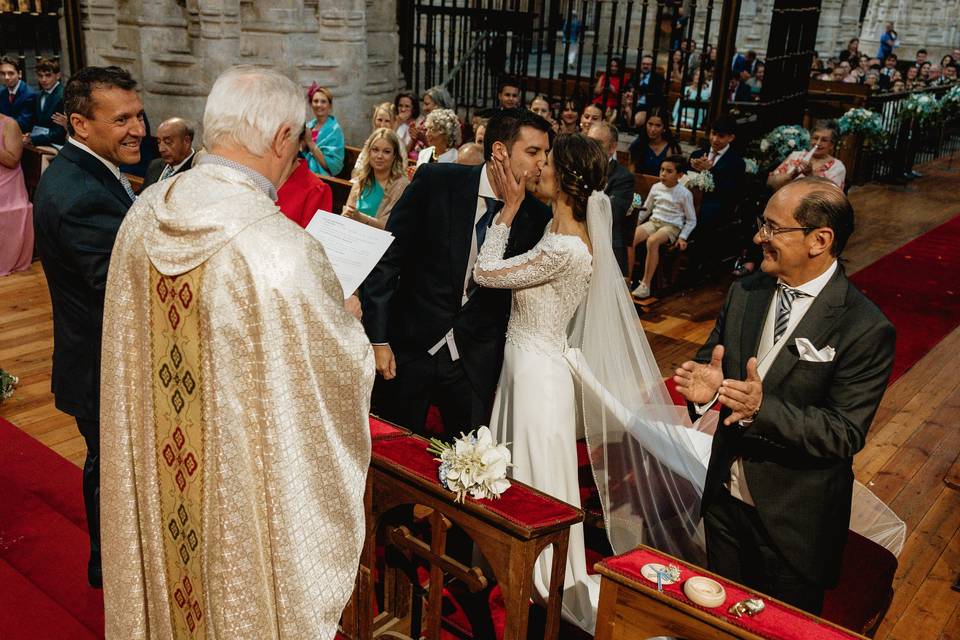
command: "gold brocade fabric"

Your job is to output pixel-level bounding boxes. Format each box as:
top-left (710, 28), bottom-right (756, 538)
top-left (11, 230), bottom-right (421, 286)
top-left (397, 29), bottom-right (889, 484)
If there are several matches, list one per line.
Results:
top-left (151, 266), bottom-right (206, 639)
top-left (100, 164), bottom-right (374, 639)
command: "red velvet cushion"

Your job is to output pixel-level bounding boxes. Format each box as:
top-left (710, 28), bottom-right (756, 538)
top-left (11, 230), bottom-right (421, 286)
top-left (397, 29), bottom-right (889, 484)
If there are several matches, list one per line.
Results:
top-left (821, 530), bottom-right (896, 634)
top-left (600, 547), bottom-right (863, 640)
top-left (369, 416), bottom-right (409, 441)
top-left (371, 435), bottom-right (581, 531)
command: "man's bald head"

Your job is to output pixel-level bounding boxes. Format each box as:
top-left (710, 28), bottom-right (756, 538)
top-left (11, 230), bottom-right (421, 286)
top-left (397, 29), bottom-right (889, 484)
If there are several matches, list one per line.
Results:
top-left (157, 117), bottom-right (195, 166)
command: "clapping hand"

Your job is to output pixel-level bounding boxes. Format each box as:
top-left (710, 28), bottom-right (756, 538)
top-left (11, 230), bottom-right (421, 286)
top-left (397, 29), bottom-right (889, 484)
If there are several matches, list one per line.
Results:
top-left (718, 358), bottom-right (763, 426)
top-left (489, 152), bottom-right (528, 226)
top-left (673, 345), bottom-right (724, 405)
top-left (797, 160), bottom-right (813, 176)
top-left (690, 156), bottom-right (713, 172)
top-left (51, 112), bottom-right (67, 128)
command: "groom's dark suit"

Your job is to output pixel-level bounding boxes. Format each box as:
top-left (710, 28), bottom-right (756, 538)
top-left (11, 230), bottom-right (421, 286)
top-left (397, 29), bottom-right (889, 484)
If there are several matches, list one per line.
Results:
top-left (693, 266), bottom-right (894, 612)
top-left (363, 162), bottom-right (551, 433)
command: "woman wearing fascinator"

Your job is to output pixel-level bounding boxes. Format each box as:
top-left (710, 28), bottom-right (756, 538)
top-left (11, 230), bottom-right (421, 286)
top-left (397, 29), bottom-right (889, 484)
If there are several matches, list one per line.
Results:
top-left (473, 133), bottom-right (720, 632)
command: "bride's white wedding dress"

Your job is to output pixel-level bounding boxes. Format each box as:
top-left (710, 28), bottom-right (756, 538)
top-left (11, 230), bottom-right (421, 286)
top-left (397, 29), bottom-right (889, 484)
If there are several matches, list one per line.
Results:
top-left (473, 219), bottom-right (602, 630)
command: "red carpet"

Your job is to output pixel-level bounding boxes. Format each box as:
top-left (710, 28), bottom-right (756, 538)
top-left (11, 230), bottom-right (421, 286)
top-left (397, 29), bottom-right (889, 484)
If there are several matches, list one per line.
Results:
top-left (849, 213), bottom-right (960, 382)
top-left (0, 417), bottom-right (104, 639)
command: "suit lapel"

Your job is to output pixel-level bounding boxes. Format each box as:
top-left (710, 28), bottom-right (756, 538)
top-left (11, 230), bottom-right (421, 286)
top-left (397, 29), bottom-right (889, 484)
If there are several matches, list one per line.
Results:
top-left (739, 275), bottom-right (777, 379)
top-left (761, 268), bottom-right (848, 389)
top-left (450, 164), bottom-right (483, 294)
top-left (59, 142), bottom-right (133, 209)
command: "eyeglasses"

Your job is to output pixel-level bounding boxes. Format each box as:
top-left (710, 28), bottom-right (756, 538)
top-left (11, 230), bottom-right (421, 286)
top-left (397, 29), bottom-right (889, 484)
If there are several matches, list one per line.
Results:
top-left (756, 217), bottom-right (816, 241)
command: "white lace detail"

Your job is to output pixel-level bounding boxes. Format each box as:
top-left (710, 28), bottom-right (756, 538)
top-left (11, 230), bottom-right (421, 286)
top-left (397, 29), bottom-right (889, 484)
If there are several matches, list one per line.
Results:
top-left (474, 222), bottom-right (592, 354)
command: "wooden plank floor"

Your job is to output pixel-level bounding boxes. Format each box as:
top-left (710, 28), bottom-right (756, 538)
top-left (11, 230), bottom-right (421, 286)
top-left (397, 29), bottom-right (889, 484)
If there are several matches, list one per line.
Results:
top-left (2, 158), bottom-right (959, 638)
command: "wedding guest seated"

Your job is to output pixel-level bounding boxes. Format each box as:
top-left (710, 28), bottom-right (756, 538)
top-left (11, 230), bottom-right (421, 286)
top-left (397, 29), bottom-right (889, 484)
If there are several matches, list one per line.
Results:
top-left (277, 130), bottom-right (333, 227)
top-left (558, 98), bottom-right (580, 134)
top-left (25, 57), bottom-right (65, 147)
top-left (143, 117), bottom-right (196, 188)
top-left (408, 85), bottom-right (453, 161)
top-left (927, 64), bottom-right (944, 85)
top-left (303, 84), bottom-right (345, 177)
top-left (838, 38), bottom-right (860, 64)
top-left (615, 86), bottom-right (639, 132)
top-left (497, 78), bottom-right (521, 109)
top-left (587, 121), bottom-right (635, 276)
top-left (394, 90), bottom-right (420, 156)
top-left (688, 115), bottom-right (746, 230)
top-left (904, 65), bottom-right (922, 89)
top-left (372, 102), bottom-right (398, 134)
top-left (672, 68), bottom-right (712, 128)
top-left (630, 154), bottom-right (696, 298)
top-left (626, 54), bottom-right (666, 127)
top-left (768, 122), bottom-right (845, 192)
top-left (416, 108), bottom-right (460, 166)
top-left (0, 111), bottom-right (33, 275)
top-left (746, 62), bottom-right (764, 99)
top-left (944, 64), bottom-right (959, 82)
top-left (0, 56), bottom-right (36, 133)
top-left (919, 61), bottom-right (932, 84)
top-left (528, 94), bottom-right (557, 132)
top-left (344, 128), bottom-right (409, 229)
top-left (457, 141), bottom-right (484, 166)
top-left (579, 103), bottom-right (604, 133)
top-left (628, 109), bottom-right (681, 176)
top-left (593, 56), bottom-right (628, 112)
top-left (863, 71), bottom-right (880, 89)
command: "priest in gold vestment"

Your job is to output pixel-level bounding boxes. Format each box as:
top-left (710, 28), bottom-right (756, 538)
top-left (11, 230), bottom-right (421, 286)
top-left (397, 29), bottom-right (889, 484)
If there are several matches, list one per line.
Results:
top-left (99, 67), bottom-right (374, 639)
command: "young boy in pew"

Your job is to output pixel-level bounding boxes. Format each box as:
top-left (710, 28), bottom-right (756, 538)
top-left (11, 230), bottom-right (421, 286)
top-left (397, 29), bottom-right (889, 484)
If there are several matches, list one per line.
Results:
top-left (631, 154), bottom-right (697, 299)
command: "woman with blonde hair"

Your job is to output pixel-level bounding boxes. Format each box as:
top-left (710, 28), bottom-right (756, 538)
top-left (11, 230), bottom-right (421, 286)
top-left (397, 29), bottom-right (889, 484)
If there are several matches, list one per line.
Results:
top-left (371, 102), bottom-right (398, 132)
top-left (303, 84), bottom-right (346, 176)
top-left (343, 127), bottom-right (410, 229)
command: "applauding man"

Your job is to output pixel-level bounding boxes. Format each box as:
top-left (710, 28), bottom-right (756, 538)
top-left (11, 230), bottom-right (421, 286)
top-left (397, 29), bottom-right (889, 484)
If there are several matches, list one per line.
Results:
top-left (674, 178), bottom-right (894, 614)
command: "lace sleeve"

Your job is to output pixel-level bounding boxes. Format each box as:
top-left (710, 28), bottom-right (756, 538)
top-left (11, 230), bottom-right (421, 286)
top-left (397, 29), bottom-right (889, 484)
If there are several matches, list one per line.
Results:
top-left (473, 223), bottom-right (572, 289)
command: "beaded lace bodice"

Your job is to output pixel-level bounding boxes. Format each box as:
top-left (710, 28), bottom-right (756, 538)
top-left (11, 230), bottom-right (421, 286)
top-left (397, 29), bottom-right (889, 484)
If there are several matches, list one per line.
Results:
top-left (474, 222), bottom-right (592, 353)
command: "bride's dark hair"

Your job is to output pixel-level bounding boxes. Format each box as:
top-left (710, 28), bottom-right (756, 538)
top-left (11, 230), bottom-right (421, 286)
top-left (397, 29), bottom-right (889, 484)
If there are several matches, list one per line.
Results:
top-left (551, 134), bottom-right (609, 221)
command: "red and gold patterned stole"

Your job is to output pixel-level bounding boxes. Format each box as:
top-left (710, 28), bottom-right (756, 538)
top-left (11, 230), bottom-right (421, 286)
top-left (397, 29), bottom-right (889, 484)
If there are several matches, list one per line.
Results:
top-left (151, 266), bottom-right (206, 639)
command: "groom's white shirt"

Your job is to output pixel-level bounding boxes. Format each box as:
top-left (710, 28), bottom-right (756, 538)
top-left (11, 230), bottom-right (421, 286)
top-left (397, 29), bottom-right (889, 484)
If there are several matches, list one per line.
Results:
top-left (428, 163), bottom-right (500, 361)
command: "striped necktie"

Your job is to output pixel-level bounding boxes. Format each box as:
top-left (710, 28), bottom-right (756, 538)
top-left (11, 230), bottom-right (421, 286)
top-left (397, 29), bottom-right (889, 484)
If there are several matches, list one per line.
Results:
top-left (773, 284), bottom-right (808, 344)
top-left (119, 174), bottom-right (138, 202)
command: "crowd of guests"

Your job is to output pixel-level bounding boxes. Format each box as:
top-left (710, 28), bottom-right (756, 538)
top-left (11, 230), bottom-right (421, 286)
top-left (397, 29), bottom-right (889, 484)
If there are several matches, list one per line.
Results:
top-left (815, 25), bottom-right (960, 93)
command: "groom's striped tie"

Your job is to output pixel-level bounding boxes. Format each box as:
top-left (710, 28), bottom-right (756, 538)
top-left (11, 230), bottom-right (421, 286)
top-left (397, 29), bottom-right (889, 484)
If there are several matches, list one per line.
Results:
top-left (773, 284), bottom-right (807, 343)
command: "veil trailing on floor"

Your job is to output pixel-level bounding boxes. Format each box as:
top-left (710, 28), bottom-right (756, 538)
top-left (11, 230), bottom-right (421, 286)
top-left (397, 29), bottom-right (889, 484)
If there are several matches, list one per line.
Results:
top-left (565, 191), bottom-right (905, 564)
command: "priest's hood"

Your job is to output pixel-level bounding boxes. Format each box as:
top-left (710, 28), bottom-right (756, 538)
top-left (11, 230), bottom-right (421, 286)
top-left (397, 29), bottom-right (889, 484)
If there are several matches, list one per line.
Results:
top-left (139, 163), bottom-right (280, 277)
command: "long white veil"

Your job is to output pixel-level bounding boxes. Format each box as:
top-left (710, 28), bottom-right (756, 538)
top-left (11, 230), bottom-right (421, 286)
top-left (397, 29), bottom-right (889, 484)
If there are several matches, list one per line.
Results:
top-left (566, 191), bottom-right (717, 563)
top-left (565, 192), bottom-right (906, 562)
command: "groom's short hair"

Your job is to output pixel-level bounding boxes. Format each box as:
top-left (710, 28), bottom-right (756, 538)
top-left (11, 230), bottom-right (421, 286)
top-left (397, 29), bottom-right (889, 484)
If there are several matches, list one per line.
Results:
top-left (483, 108), bottom-right (554, 162)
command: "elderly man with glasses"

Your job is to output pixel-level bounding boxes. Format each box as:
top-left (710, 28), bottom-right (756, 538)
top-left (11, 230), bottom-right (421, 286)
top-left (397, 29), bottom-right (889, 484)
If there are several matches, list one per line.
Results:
top-left (674, 177), bottom-right (895, 615)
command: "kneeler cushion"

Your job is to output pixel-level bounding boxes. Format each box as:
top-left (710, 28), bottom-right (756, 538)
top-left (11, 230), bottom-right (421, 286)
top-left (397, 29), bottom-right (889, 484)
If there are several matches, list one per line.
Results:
top-left (821, 530), bottom-right (896, 634)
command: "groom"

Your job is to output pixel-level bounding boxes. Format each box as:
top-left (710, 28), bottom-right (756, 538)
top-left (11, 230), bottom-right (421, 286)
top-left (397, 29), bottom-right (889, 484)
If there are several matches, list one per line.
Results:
top-left (674, 178), bottom-right (894, 614)
top-left (363, 108), bottom-right (553, 434)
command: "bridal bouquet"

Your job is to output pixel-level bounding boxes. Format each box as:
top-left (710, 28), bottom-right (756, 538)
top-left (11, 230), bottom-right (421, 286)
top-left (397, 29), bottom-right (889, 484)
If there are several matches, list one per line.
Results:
top-left (838, 107), bottom-right (887, 148)
top-left (756, 125), bottom-right (811, 167)
top-left (0, 369), bottom-right (19, 403)
top-left (680, 170), bottom-right (715, 192)
top-left (427, 426), bottom-right (512, 502)
top-left (898, 92), bottom-right (941, 125)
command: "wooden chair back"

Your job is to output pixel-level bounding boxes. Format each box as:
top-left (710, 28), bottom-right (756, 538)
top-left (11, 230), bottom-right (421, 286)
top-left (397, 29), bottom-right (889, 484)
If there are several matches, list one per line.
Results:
top-left (338, 145), bottom-right (362, 180)
top-left (321, 175), bottom-right (353, 215)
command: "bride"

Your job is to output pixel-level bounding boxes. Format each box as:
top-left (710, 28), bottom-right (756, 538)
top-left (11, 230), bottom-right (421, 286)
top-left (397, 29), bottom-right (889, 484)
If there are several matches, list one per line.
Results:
top-left (473, 133), bottom-right (715, 632)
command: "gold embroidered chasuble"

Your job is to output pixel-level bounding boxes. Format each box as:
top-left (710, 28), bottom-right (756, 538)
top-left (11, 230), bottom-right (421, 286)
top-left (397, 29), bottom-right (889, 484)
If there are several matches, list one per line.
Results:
top-left (100, 164), bottom-right (374, 639)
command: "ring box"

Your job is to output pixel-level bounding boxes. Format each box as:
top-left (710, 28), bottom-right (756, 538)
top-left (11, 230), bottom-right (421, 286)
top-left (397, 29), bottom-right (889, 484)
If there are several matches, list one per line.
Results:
top-left (683, 576), bottom-right (727, 608)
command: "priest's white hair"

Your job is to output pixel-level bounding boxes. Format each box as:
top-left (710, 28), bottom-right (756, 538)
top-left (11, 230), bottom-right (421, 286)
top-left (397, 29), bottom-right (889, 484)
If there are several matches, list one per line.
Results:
top-left (203, 66), bottom-right (307, 156)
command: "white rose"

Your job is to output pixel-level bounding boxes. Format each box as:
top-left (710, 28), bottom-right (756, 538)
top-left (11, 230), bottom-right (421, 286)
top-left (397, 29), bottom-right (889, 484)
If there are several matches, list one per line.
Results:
top-left (787, 140), bottom-right (796, 148)
top-left (760, 140), bottom-right (770, 152)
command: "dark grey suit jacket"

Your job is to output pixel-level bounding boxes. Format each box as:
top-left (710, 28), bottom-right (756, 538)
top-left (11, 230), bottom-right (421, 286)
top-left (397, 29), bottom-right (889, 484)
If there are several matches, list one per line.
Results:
top-left (605, 158), bottom-right (635, 276)
top-left (695, 267), bottom-right (895, 586)
top-left (143, 152), bottom-right (196, 189)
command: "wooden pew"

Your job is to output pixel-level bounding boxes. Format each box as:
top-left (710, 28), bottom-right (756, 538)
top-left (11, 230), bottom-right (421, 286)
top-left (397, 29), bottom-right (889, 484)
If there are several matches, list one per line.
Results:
top-left (338, 145), bottom-right (362, 180)
top-left (321, 175), bottom-right (353, 214)
top-left (21, 144), bottom-right (58, 200)
top-left (340, 418), bottom-right (583, 640)
top-left (594, 545), bottom-right (871, 640)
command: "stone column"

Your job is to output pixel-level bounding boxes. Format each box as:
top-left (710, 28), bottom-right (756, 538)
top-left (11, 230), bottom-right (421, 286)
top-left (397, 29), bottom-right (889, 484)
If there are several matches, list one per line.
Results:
top-left (80, 0), bottom-right (402, 146)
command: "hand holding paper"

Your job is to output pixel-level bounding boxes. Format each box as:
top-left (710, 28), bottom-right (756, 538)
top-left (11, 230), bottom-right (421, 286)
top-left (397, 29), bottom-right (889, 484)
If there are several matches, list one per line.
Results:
top-left (304, 211), bottom-right (394, 299)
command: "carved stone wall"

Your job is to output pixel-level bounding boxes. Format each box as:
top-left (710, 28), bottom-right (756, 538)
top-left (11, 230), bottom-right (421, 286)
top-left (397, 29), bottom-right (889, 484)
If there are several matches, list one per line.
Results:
top-left (859, 1), bottom-right (960, 62)
top-left (80, 0), bottom-right (402, 146)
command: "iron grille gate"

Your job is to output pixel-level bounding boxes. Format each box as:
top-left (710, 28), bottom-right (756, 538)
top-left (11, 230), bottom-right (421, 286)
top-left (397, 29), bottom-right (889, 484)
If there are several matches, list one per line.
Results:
top-left (0, 0), bottom-right (83, 81)
top-left (397, 0), bottom-right (726, 143)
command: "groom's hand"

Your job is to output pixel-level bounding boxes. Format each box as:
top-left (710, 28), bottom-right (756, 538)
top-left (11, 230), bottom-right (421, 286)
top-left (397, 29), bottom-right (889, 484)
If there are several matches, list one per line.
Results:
top-left (373, 344), bottom-right (397, 380)
top-left (673, 345), bottom-right (724, 405)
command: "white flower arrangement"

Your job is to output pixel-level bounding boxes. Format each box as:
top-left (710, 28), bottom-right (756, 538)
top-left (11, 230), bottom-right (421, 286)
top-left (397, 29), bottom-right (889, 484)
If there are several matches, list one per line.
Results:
top-left (752, 124), bottom-right (811, 168)
top-left (680, 170), bottom-right (716, 192)
top-left (0, 369), bottom-right (19, 402)
top-left (940, 85), bottom-right (960, 119)
top-left (427, 426), bottom-right (512, 502)
top-left (837, 107), bottom-right (887, 148)
top-left (744, 158), bottom-right (759, 174)
top-left (898, 92), bottom-right (942, 125)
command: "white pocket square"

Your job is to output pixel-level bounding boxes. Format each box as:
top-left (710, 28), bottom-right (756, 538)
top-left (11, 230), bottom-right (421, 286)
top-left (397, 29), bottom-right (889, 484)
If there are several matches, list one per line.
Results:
top-left (795, 338), bottom-right (836, 362)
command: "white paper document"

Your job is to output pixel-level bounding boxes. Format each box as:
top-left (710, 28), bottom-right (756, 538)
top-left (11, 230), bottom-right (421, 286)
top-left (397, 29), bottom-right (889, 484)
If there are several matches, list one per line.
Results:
top-left (304, 211), bottom-right (394, 298)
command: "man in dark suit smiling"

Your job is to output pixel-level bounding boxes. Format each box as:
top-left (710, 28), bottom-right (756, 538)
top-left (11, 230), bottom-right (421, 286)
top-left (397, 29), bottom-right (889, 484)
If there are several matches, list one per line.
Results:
top-left (33, 65), bottom-right (145, 588)
top-left (674, 177), bottom-right (895, 614)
